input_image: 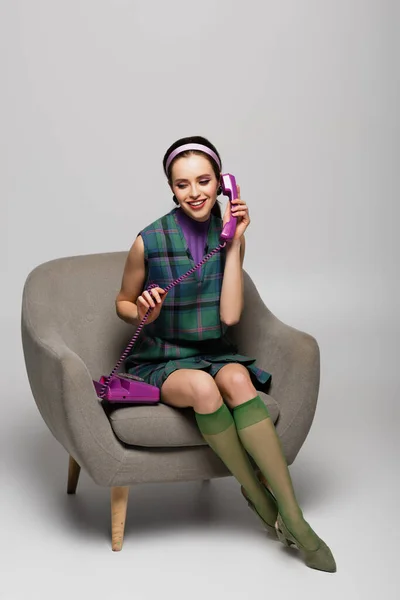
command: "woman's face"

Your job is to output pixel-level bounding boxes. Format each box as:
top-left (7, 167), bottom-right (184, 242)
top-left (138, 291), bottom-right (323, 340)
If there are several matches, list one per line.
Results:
top-left (170, 154), bottom-right (219, 221)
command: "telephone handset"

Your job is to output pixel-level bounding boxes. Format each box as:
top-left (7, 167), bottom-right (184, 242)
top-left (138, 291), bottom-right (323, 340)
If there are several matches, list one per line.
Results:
top-left (93, 172), bottom-right (241, 403)
top-left (220, 173), bottom-right (238, 242)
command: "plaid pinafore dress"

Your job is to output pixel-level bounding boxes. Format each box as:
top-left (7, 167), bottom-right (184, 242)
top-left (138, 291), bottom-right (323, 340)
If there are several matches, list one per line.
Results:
top-left (125, 208), bottom-right (272, 393)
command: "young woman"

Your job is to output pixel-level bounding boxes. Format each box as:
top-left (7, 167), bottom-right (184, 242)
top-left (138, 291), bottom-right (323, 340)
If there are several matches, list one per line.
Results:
top-left (115, 136), bottom-right (336, 573)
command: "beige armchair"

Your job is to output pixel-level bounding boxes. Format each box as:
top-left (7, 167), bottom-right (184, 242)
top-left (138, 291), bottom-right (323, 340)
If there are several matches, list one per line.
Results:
top-left (21, 251), bottom-right (320, 551)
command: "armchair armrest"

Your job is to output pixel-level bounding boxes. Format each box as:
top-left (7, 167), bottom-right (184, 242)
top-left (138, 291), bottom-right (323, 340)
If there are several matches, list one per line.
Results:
top-left (21, 305), bottom-right (124, 486)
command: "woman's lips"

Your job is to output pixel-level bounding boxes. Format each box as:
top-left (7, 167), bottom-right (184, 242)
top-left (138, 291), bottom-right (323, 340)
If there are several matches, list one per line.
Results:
top-left (187, 199), bottom-right (207, 210)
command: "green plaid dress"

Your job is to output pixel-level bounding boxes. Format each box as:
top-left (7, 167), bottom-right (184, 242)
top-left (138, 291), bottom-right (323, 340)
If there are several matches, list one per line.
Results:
top-left (124, 208), bottom-right (272, 393)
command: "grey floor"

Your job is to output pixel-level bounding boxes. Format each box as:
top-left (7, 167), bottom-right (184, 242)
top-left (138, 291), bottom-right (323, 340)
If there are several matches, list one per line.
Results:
top-left (2, 306), bottom-right (398, 600)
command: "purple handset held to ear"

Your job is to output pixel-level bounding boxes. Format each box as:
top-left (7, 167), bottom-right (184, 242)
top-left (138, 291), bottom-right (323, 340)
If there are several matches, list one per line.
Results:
top-left (220, 173), bottom-right (238, 242)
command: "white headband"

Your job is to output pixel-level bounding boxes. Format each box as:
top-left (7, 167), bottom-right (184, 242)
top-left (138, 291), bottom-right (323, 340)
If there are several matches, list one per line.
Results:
top-left (165, 143), bottom-right (221, 175)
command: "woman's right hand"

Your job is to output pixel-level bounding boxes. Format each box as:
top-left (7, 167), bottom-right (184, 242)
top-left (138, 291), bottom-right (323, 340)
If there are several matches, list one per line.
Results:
top-left (136, 287), bottom-right (167, 325)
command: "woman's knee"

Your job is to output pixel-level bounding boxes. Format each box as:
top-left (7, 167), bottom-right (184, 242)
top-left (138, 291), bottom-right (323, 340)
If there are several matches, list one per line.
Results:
top-left (161, 368), bottom-right (222, 413)
top-left (215, 363), bottom-right (253, 390)
top-left (189, 371), bottom-right (222, 414)
top-left (214, 364), bottom-right (256, 405)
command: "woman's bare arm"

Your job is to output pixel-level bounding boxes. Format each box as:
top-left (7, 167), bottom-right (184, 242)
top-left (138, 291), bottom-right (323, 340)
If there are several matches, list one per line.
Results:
top-left (115, 235), bottom-right (146, 326)
top-left (219, 234), bottom-right (246, 326)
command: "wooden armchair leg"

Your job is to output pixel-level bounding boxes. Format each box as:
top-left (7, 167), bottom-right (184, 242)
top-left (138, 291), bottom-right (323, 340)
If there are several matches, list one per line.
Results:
top-left (67, 455), bottom-right (81, 494)
top-left (111, 486), bottom-right (129, 551)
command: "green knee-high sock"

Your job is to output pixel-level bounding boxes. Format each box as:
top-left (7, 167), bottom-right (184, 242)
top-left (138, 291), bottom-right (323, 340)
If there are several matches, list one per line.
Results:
top-left (233, 395), bottom-right (320, 550)
top-left (195, 402), bottom-right (277, 526)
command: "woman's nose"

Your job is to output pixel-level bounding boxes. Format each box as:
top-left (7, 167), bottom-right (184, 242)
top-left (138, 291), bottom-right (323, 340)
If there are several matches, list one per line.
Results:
top-left (190, 185), bottom-right (200, 198)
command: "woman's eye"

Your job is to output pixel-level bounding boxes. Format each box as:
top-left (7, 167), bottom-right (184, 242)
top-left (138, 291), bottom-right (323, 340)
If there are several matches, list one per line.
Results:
top-left (176, 180), bottom-right (210, 189)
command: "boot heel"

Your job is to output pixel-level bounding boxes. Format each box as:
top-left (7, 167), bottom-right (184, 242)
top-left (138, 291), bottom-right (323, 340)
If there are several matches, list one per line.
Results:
top-left (275, 519), bottom-right (295, 547)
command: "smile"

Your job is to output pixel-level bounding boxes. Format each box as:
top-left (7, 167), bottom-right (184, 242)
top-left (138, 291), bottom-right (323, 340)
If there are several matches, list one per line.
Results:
top-left (187, 199), bottom-right (207, 210)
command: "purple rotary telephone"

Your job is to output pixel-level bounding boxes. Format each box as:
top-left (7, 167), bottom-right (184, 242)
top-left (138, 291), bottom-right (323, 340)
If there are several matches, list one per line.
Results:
top-left (93, 173), bottom-right (238, 403)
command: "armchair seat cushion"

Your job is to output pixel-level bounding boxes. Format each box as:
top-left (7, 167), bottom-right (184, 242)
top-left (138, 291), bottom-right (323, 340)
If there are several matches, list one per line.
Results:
top-left (105, 392), bottom-right (280, 448)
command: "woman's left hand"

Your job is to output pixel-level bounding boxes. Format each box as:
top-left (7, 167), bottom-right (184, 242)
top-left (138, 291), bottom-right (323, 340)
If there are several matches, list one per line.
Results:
top-left (222, 184), bottom-right (250, 241)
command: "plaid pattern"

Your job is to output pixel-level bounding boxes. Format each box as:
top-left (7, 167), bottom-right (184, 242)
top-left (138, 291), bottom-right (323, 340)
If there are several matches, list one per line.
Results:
top-left (126, 353), bottom-right (271, 393)
top-left (126, 208), bottom-right (230, 364)
top-left (124, 207), bottom-right (272, 392)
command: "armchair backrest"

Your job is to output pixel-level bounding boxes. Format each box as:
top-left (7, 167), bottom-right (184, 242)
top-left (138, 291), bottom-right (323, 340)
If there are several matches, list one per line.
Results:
top-left (22, 251), bottom-right (272, 378)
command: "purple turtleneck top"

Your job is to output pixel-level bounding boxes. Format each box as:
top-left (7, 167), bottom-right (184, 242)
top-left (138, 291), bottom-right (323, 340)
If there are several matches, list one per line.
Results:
top-left (175, 208), bottom-right (210, 270)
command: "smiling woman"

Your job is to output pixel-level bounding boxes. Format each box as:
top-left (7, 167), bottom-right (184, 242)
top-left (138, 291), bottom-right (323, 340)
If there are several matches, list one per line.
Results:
top-left (114, 134), bottom-right (336, 572)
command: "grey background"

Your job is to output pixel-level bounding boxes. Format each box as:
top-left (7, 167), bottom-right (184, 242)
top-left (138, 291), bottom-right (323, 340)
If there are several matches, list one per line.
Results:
top-left (1, 1), bottom-right (398, 598)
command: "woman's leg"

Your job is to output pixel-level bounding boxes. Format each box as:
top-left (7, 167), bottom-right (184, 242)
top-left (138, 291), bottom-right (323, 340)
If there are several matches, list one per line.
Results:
top-left (214, 364), bottom-right (333, 553)
top-left (161, 369), bottom-right (278, 528)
